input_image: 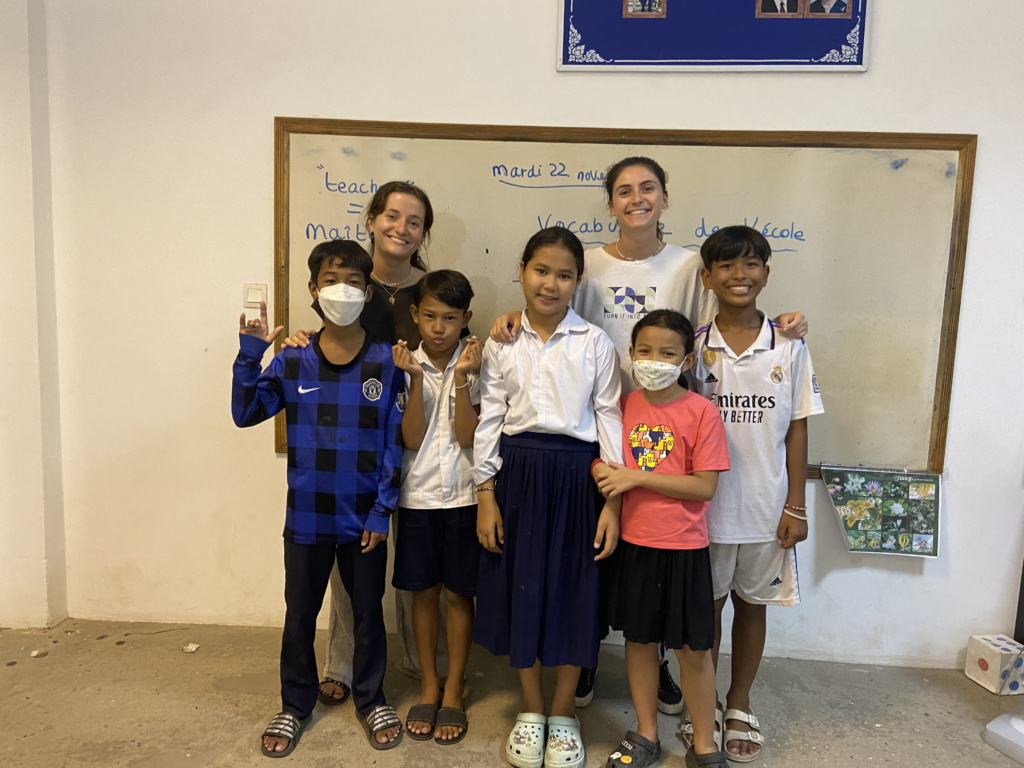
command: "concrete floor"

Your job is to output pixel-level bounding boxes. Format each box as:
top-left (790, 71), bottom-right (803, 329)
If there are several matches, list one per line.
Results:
top-left (1, 619), bottom-right (1018, 768)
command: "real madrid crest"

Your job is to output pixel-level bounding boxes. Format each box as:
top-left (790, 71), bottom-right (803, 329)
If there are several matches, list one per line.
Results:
top-left (769, 364), bottom-right (784, 385)
top-left (702, 349), bottom-right (717, 367)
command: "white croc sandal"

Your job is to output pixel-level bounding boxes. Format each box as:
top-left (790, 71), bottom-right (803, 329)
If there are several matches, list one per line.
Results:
top-left (722, 708), bottom-right (765, 763)
top-left (545, 715), bottom-right (585, 768)
top-left (507, 712), bottom-right (547, 768)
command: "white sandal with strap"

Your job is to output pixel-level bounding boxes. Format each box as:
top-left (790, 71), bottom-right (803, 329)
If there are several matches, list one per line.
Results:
top-left (722, 708), bottom-right (764, 763)
top-left (680, 700), bottom-right (724, 751)
top-left (545, 715), bottom-right (585, 768)
top-left (506, 712), bottom-right (547, 768)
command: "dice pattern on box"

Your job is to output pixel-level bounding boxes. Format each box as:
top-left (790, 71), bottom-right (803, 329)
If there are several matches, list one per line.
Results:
top-left (965, 634), bottom-right (1024, 695)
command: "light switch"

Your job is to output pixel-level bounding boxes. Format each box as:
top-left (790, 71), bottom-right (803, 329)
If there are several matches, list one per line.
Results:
top-left (243, 283), bottom-right (267, 308)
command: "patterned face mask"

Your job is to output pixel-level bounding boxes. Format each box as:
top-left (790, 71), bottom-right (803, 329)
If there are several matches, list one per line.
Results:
top-left (631, 359), bottom-right (683, 391)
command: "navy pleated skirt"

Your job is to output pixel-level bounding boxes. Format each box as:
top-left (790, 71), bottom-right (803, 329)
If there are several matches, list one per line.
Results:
top-left (474, 432), bottom-right (602, 669)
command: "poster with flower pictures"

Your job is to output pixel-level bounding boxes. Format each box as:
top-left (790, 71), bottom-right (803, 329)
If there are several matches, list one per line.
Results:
top-left (821, 467), bottom-right (940, 557)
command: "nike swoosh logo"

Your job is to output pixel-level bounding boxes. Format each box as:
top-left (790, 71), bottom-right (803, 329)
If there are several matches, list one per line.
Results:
top-left (298, 386), bottom-right (319, 394)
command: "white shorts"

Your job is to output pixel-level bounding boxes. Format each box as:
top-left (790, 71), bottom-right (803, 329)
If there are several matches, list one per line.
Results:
top-left (709, 541), bottom-right (800, 606)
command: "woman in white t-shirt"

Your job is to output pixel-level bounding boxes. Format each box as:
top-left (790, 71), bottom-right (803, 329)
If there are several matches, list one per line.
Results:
top-left (490, 155), bottom-right (807, 712)
top-left (493, 156), bottom-right (807, 393)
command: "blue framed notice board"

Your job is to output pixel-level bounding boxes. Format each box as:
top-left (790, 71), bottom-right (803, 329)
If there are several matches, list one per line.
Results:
top-left (558, 0), bottom-right (869, 71)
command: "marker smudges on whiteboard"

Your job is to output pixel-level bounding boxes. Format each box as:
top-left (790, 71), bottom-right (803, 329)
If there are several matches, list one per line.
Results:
top-left (342, 147), bottom-right (357, 156)
top-left (890, 158), bottom-right (909, 170)
top-left (391, 152), bottom-right (407, 161)
top-left (946, 162), bottom-right (957, 178)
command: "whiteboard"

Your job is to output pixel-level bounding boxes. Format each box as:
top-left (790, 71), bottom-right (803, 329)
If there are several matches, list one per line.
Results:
top-left (274, 119), bottom-right (975, 476)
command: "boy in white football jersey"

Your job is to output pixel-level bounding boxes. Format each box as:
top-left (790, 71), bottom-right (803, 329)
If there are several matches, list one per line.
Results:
top-left (693, 226), bottom-right (824, 763)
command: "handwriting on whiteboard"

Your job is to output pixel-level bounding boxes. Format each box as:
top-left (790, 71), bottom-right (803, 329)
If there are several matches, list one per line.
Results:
top-left (491, 162), bottom-right (605, 189)
top-left (695, 217), bottom-right (806, 243)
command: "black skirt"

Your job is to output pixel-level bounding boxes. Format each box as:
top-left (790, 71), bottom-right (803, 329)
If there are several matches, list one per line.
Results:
top-left (606, 540), bottom-right (716, 651)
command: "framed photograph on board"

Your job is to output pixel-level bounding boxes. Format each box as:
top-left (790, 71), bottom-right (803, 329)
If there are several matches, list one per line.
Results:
top-left (623, 0), bottom-right (667, 20)
top-left (559, 0), bottom-right (869, 70)
top-left (755, 0), bottom-right (803, 19)
top-left (807, 0), bottom-right (853, 18)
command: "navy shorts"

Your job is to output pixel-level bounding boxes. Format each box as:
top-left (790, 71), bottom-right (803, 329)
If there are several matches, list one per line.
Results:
top-left (392, 505), bottom-right (481, 596)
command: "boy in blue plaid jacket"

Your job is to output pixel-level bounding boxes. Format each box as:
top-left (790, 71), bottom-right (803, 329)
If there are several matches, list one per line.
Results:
top-left (232, 240), bottom-right (405, 755)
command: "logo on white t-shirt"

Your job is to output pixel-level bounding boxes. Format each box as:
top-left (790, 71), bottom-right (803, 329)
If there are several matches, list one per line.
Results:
top-left (702, 349), bottom-right (717, 367)
top-left (704, 372), bottom-right (718, 384)
top-left (769, 364), bottom-right (785, 385)
top-left (603, 286), bottom-right (656, 318)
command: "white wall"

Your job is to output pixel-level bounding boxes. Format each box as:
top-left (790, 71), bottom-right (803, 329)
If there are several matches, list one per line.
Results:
top-left (5, 0), bottom-right (1021, 664)
top-left (0, 0), bottom-right (66, 628)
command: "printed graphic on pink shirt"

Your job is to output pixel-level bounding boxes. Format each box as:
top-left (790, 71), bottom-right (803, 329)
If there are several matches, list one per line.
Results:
top-left (628, 423), bottom-right (675, 470)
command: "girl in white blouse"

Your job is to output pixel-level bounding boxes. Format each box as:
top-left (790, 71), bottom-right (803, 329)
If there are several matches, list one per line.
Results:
top-left (472, 226), bottom-right (623, 768)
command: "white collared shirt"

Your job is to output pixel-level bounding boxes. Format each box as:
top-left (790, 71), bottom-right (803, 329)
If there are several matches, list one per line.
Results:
top-left (399, 339), bottom-right (481, 509)
top-left (472, 307), bottom-right (624, 485)
top-left (693, 314), bottom-right (824, 543)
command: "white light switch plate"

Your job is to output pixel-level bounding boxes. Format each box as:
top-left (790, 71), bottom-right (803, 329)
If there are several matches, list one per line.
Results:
top-left (243, 283), bottom-right (267, 309)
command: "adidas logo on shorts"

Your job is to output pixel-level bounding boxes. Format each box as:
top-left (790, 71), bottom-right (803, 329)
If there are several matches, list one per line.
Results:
top-left (704, 372), bottom-right (718, 384)
top-left (769, 577), bottom-right (783, 587)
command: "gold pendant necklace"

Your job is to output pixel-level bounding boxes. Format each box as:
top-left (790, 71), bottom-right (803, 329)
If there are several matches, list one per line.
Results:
top-left (371, 269), bottom-right (412, 304)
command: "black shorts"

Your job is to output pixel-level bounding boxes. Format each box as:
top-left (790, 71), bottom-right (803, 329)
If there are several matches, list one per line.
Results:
top-left (392, 505), bottom-right (481, 596)
top-left (606, 540), bottom-right (716, 651)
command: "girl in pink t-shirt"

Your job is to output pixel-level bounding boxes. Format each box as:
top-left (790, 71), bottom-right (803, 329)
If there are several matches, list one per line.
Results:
top-left (592, 309), bottom-right (731, 768)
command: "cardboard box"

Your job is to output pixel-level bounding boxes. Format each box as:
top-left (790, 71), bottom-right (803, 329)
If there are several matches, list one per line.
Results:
top-left (965, 634), bottom-right (1024, 695)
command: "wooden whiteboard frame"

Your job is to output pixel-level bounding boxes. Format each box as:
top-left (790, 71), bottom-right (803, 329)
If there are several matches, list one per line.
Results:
top-left (273, 118), bottom-right (976, 478)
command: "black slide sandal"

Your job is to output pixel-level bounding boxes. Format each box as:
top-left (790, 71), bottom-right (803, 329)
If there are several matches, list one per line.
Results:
top-left (260, 711), bottom-right (304, 758)
top-left (405, 703), bottom-right (439, 741)
top-left (363, 704), bottom-right (404, 750)
top-left (434, 707), bottom-right (469, 745)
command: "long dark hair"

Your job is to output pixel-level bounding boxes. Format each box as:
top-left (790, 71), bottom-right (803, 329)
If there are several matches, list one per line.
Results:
top-left (521, 227), bottom-right (585, 278)
top-left (364, 181), bottom-right (434, 272)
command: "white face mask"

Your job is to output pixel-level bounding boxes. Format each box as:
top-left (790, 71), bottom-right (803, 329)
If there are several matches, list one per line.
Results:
top-left (631, 359), bottom-right (683, 391)
top-left (315, 283), bottom-right (366, 326)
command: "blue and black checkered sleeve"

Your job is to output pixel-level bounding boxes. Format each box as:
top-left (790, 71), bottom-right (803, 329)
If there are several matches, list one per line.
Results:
top-left (231, 334), bottom-right (286, 427)
top-left (365, 360), bottom-right (405, 533)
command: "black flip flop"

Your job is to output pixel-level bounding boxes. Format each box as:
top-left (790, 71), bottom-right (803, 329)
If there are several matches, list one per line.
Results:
top-left (434, 707), bottom-right (469, 745)
top-left (685, 747), bottom-right (730, 768)
top-left (608, 730), bottom-right (661, 768)
top-left (260, 711), bottom-right (304, 758)
top-left (316, 678), bottom-right (350, 706)
top-left (405, 703), bottom-right (439, 741)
